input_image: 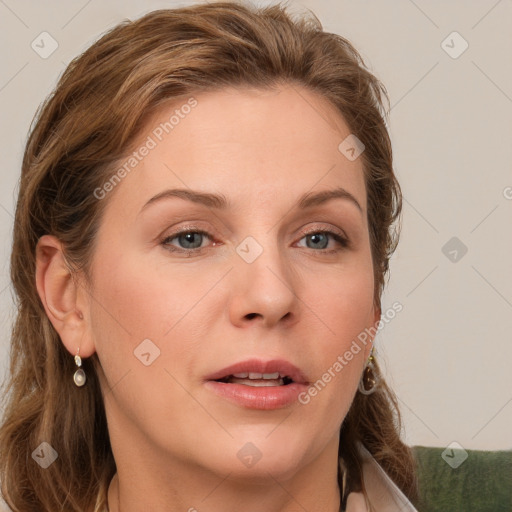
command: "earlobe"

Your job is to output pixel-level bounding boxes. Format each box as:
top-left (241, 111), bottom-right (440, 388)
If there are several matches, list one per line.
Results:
top-left (35, 234), bottom-right (95, 358)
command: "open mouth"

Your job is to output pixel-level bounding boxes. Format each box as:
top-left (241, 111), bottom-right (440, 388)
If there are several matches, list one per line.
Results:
top-left (215, 372), bottom-right (295, 387)
top-left (205, 359), bottom-right (308, 409)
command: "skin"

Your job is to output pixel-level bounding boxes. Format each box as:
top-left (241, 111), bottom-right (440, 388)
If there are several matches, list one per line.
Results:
top-left (36, 84), bottom-right (380, 512)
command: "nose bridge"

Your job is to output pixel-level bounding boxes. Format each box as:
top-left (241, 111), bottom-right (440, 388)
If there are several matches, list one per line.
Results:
top-left (235, 227), bottom-right (289, 280)
top-left (229, 229), bottom-right (298, 325)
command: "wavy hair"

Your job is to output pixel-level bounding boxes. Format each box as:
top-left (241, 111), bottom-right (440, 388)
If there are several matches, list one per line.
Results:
top-left (0, 2), bottom-right (417, 510)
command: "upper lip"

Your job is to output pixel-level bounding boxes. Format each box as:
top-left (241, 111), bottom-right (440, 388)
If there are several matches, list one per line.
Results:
top-left (204, 358), bottom-right (309, 384)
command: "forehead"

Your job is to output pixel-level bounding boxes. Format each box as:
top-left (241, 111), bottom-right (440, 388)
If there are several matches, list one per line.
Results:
top-left (102, 84), bottom-right (367, 218)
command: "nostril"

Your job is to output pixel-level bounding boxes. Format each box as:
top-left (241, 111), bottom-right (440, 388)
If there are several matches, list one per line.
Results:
top-left (245, 313), bottom-right (259, 320)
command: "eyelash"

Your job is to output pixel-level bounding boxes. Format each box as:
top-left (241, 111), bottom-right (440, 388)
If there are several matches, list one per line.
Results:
top-left (159, 226), bottom-right (349, 256)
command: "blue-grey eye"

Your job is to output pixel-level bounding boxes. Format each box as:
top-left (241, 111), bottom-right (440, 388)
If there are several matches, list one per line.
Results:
top-left (306, 233), bottom-right (329, 249)
top-left (176, 232), bottom-right (204, 249)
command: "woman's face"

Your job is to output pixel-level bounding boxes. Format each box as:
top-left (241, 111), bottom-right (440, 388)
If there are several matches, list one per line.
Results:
top-left (87, 84), bottom-right (379, 480)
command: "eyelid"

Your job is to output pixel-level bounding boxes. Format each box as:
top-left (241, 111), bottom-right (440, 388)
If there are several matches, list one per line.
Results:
top-left (159, 223), bottom-right (350, 254)
top-left (295, 226), bottom-right (351, 252)
top-left (160, 226), bottom-right (214, 245)
top-left (299, 224), bottom-right (347, 240)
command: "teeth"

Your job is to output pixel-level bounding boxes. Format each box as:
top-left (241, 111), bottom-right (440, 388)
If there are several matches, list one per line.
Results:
top-left (226, 375), bottom-right (287, 387)
top-left (232, 372), bottom-right (282, 380)
top-left (238, 379), bottom-right (284, 387)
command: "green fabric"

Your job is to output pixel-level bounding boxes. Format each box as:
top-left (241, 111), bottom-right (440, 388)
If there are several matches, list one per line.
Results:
top-left (411, 446), bottom-right (512, 512)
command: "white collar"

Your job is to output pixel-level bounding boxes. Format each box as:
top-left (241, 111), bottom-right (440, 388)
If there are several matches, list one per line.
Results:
top-left (348, 442), bottom-right (419, 512)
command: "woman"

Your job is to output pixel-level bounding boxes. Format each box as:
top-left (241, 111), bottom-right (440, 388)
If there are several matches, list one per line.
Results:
top-left (0, 2), bottom-right (419, 511)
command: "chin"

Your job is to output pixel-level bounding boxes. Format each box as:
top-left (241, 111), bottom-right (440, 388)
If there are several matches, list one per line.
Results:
top-left (220, 429), bottom-right (319, 481)
top-left (226, 450), bottom-right (310, 483)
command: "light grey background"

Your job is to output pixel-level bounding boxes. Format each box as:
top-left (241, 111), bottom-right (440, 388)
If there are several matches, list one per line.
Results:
top-left (0, 0), bottom-right (511, 452)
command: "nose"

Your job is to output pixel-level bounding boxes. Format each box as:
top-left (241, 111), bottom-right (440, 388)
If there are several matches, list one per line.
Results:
top-left (227, 237), bottom-right (299, 329)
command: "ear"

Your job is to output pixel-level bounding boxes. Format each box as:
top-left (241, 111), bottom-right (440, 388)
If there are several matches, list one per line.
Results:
top-left (35, 235), bottom-right (95, 358)
top-left (364, 304), bottom-right (381, 360)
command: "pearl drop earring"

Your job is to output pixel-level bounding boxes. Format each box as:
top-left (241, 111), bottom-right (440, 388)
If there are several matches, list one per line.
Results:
top-left (73, 348), bottom-right (86, 387)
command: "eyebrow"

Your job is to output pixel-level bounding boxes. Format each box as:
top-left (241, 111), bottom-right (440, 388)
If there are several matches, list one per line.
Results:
top-left (139, 186), bottom-right (363, 214)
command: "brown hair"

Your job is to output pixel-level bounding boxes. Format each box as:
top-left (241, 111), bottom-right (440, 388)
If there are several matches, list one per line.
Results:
top-left (0, 2), bottom-right (417, 510)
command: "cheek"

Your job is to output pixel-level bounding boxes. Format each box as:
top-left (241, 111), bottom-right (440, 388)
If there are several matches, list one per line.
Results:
top-left (299, 257), bottom-right (374, 407)
top-left (90, 246), bottom-right (210, 341)
top-left (287, 268), bottom-right (374, 466)
top-left (88, 252), bottom-right (210, 431)
top-left (88, 246), bottom-right (229, 400)
top-left (308, 258), bottom-right (375, 344)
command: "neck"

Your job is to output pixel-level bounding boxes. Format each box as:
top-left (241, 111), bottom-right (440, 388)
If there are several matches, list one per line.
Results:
top-left (106, 434), bottom-right (341, 512)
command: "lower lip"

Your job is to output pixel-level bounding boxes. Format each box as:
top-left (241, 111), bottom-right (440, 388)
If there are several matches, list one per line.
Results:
top-left (204, 381), bottom-right (308, 410)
